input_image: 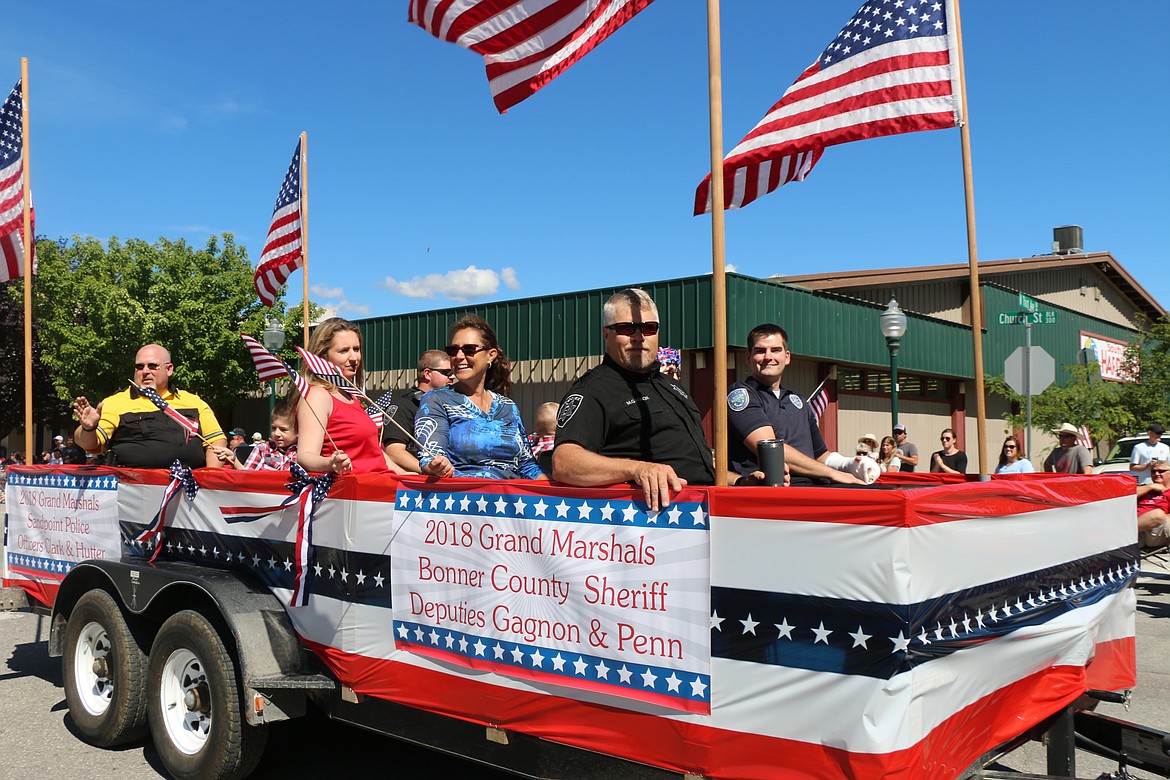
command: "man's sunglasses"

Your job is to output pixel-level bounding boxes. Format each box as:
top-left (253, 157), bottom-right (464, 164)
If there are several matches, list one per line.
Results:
top-left (134, 362), bottom-right (167, 371)
top-left (605, 321), bottom-right (660, 337)
top-left (1152, 469), bottom-right (1169, 476)
top-left (444, 344), bottom-right (488, 357)
top-left (427, 367), bottom-right (454, 376)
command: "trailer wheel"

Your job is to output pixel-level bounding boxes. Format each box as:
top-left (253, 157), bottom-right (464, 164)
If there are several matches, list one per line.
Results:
top-left (147, 610), bottom-right (267, 780)
top-left (61, 589), bottom-right (148, 746)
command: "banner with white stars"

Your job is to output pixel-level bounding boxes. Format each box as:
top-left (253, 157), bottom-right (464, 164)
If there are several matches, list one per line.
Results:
top-left (3, 470), bottom-right (120, 604)
top-left (390, 483), bottom-right (712, 713)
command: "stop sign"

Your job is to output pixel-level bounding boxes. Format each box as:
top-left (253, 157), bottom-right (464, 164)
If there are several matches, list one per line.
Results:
top-left (1004, 346), bottom-right (1055, 396)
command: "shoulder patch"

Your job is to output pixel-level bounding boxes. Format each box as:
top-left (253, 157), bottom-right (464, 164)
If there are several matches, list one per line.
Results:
top-left (557, 394), bottom-right (584, 428)
top-left (790, 394), bottom-right (804, 410)
top-left (386, 404), bottom-right (399, 418)
top-left (727, 388), bottom-right (750, 412)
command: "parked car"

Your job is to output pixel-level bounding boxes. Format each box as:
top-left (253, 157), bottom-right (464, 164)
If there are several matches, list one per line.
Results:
top-left (1094, 434), bottom-right (1170, 474)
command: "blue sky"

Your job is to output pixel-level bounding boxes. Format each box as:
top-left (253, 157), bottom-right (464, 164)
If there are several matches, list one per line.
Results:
top-left (6, 1), bottom-right (1169, 318)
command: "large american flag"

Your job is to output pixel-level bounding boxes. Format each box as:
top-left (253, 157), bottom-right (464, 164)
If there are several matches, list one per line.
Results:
top-left (254, 141), bottom-right (302, 307)
top-left (409, 0), bottom-right (655, 113)
top-left (0, 81), bottom-right (33, 283)
top-left (695, 0), bottom-right (961, 214)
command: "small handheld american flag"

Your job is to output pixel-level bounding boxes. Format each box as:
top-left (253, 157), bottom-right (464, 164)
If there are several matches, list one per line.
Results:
top-left (241, 332), bottom-right (310, 397)
top-left (131, 382), bottom-right (202, 443)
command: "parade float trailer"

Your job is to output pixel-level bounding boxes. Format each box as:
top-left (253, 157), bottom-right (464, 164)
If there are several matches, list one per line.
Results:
top-left (3, 465), bottom-right (1167, 779)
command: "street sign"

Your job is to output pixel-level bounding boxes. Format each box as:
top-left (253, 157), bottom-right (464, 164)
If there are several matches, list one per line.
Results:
top-left (997, 310), bottom-right (1057, 325)
top-left (1019, 293), bottom-right (1039, 313)
top-left (1004, 345), bottom-right (1055, 396)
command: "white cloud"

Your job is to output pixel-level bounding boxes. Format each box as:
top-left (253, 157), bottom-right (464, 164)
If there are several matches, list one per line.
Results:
top-left (380, 265), bottom-right (521, 303)
top-left (310, 285), bottom-right (371, 318)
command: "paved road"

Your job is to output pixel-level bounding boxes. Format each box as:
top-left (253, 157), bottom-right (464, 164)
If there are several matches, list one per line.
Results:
top-left (2, 563), bottom-right (1168, 779)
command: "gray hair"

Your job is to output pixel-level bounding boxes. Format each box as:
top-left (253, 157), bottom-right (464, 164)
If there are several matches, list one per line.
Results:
top-left (603, 288), bottom-right (658, 326)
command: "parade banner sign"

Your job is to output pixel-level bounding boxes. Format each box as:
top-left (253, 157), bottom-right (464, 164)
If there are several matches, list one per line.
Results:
top-left (390, 483), bottom-right (712, 714)
top-left (3, 471), bottom-right (120, 602)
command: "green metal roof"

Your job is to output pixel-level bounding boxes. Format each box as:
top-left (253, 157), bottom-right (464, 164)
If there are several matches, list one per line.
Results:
top-left (355, 273), bottom-right (1138, 383)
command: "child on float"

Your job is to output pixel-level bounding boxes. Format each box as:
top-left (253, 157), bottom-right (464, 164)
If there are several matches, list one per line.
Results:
top-left (214, 400), bottom-right (298, 471)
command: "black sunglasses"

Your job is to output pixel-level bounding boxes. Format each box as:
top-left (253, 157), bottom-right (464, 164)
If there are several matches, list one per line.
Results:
top-left (605, 321), bottom-right (660, 337)
top-left (134, 362), bottom-right (166, 371)
top-left (1003, 443), bottom-right (1017, 449)
top-left (444, 344), bottom-right (488, 358)
top-left (1153, 469), bottom-right (1169, 476)
top-left (427, 367), bottom-right (454, 376)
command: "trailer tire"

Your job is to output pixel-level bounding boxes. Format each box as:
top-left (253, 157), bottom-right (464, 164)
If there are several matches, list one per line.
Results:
top-left (147, 610), bottom-right (267, 780)
top-left (61, 589), bottom-right (149, 746)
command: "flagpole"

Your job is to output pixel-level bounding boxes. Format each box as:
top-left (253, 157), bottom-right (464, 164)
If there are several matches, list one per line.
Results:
top-left (950, 0), bottom-right (988, 477)
top-left (706, 0), bottom-right (729, 486)
top-left (21, 58), bottom-right (33, 463)
top-left (300, 131), bottom-right (309, 348)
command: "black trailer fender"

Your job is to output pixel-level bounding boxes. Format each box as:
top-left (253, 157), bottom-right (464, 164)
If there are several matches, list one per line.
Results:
top-left (50, 558), bottom-right (335, 725)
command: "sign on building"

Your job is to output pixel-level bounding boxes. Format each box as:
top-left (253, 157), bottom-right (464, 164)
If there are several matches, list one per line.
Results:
top-left (1079, 332), bottom-right (1133, 382)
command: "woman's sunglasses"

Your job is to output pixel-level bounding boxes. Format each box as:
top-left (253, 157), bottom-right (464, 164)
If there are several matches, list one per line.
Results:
top-left (445, 344), bottom-right (488, 357)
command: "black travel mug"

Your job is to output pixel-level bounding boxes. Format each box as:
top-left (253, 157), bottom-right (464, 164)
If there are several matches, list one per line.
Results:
top-left (757, 438), bottom-right (786, 486)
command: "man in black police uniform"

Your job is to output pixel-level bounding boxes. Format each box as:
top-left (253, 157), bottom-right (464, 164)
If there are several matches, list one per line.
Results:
top-left (727, 324), bottom-right (875, 486)
top-left (553, 288), bottom-right (765, 510)
top-left (381, 349), bottom-right (452, 473)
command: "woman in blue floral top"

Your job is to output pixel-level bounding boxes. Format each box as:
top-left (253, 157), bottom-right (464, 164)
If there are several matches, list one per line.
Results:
top-left (416, 315), bottom-right (546, 481)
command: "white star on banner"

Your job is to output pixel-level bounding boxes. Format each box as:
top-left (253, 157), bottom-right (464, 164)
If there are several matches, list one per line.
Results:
top-left (474, 640), bottom-right (487, 656)
top-left (889, 632), bottom-right (910, 652)
top-left (460, 496), bottom-right (471, 511)
top-left (666, 506), bottom-right (682, 525)
top-left (328, 565), bottom-right (337, 578)
top-left (740, 614), bottom-right (759, 635)
top-left (414, 627), bottom-right (425, 642)
top-left (493, 643), bottom-right (506, 659)
top-left (640, 668), bottom-right (658, 688)
top-left (355, 570), bottom-right (366, 586)
top-left (599, 503), bottom-right (615, 521)
top-left (710, 610), bottom-right (725, 631)
top-left (533, 499), bottom-right (548, 517)
top-left (458, 636), bottom-right (469, 653)
top-left (577, 502), bottom-right (593, 520)
top-left (621, 504), bottom-right (638, 523)
top-left (556, 500), bottom-right (570, 518)
top-left (617, 665), bottom-right (633, 684)
top-left (399, 493), bottom-right (410, 508)
top-left (690, 506), bottom-right (707, 526)
top-left (269, 557), bottom-right (279, 570)
top-left (444, 495), bottom-right (455, 511)
top-left (284, 559), bottom-right (295, 572)
top-left (513, 497), bottom-right (527, 515)
top-left (397, 624), bottom-right (410, 639)
top-left (551, 653), bottom-right (566, 671)
top-left (849, 626), bottom-right (872, 649)
top-left (374, 572), bottom-right (385, 588)
top-left (429, 495), bottom-right (440, 509)
top-left (573, 656), bottom-right (588, 676)
top-left (313, 563), bottom-right (323, 576)
top-left (414, 494), bottom-right (424, 508)
top-left (645, 510), bottom-right (660, 524)
top-left (775, 618), bottom-right (794, 640)
top-left (477, 496), bottom-right (489, 512)
top-left (530, 649), bottom-right (545, 668)
top-left (339, 568), bottom-right (349, 582)
top-left (445, 633), bottom-right (456, 648)
top-left (494, 497), bottom-right (508, 514)
top-left (595, 660), bottom-right (610, 679)
top-left (689, 677), bottom-right (708, 698)
top-left (429, 629), bottom-right (441, 645)
top-left (812, 622), bottom-right (833, 644)
top-left (665, 673), bottom-right (681, 693)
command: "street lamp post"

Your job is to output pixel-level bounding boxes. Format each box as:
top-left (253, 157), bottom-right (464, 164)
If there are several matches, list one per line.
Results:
top-left (880, 298), bottom-right (908, 432)
top-left (262, 321), bottom-right (286, 425)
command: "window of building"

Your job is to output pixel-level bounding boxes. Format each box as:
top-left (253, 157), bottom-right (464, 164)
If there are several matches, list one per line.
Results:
top-left (838, 369), bottom-right (950, 400)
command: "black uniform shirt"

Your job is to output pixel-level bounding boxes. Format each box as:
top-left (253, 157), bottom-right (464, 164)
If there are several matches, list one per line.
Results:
top-left (726, 376), bottom-right (827, 476)
top-left (381, 386), bottom-right (424, 453)
top-left (555, 355), bottom-right (716, 486)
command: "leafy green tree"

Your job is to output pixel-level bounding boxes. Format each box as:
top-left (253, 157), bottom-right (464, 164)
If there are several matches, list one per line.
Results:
top-left (1118, 315), bottom-right (1170, 434)
top-left (31, 234), bottom-right (285, 415)
top-left (987, 361), bottom-right (1133, 451)
top-left (0, 276), bottom-right (71, 438)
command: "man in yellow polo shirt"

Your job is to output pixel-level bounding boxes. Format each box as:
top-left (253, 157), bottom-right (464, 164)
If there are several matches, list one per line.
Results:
top-left (72, 344), bottom-right (227, 468)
